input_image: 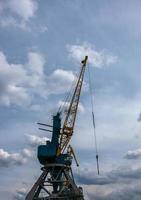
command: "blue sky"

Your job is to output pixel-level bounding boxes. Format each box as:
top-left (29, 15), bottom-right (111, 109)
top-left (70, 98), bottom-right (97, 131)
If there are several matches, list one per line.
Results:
top-left (0, 0), bottom-right (141, 199)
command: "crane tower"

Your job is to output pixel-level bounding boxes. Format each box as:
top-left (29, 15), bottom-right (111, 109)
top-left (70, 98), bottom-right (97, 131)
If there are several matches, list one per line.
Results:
top-left (25, 56), bottom-right (88, 200)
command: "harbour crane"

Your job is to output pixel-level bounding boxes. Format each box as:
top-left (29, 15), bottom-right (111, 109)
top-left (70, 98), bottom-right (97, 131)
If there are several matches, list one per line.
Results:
top-left (25, 56), bottom-right (88, 200)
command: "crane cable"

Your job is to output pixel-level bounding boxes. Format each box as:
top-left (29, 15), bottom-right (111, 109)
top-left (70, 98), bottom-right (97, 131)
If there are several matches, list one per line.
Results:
top-left (58, 70), bottom-right (78, 115)
top-left (87, 64), bottom-right (100, 175)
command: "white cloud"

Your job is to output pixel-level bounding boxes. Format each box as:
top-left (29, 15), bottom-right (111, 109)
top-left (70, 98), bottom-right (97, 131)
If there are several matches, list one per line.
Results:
top-left (0, 51), bottom-right (78, 107)
top-left (0, 0), bottom-right (38, 30)
top-left (22, 148), bottom-right (34, 158)
top-left (0, 0), bottom-right (37, 21)
top-left (14, 188), bottom-right (27, 200)
top-left (124, 149), bottom-right (141, 159)
top-left (0, 149), bottom-right (27, 167)
top-left (51, 69), bottom-right (75, 82)
top-left (45, 69), bottom-right (76, 96)
top-left (0, 16), bottom-right (31, 30)
top-left (27, 52), bottom-right (45, 75)
top-left (0, 134), bottom-right (48, 168)
top-left (0, 16), bottom-right (48, 32)
top-left (0, 52), bottom-right (29, 106)
top-left (29, 67), bottom-right (76, 100)
top-left (0, 51), bottom-right (44, 107)
top-left (67, 43), bottom-right (118, 68)
top-left (26, 134), bottom-right (50, 148)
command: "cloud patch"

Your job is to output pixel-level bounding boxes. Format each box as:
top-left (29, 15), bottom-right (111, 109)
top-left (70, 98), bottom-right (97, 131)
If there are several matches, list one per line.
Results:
top-left (0, 0), bottom-right (38, 30)
top-left (14, 188), bottom-right (27, 200)
top-left (0, 148), bottom-right (32, 168)
top-left (75, 166), bottom-right (141, 186)
top-left (124, 149), bottom-right (141, 159)
top-left (0, 134), bottom-right (49, 168)
top-left (77, 166), bottom-right (141, 200)
top-left (0, 51), bottom-right (43, 107)
top-left (26, 134), bottom-right (50, 148)
top-left (87, 184), bottom-right (141, 200)
top-left (137, 113), bottom-right (141, 122)
top-left (0, 51), bottom-right (76, 107)
top-left (47, 69), bottom-right (76, 95)
top-left (67, 43), bottom-right (118, 68)
top-left (0, 0), bottom-right (37, 21)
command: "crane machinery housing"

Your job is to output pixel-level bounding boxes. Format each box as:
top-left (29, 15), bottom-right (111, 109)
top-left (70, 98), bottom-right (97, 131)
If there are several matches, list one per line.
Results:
top-left (25, 56), bottom-right (88, 200)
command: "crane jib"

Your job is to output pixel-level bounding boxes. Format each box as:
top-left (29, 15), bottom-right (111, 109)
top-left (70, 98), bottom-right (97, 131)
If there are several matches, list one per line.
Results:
top-left (59, 56), bottom-right (88, 153)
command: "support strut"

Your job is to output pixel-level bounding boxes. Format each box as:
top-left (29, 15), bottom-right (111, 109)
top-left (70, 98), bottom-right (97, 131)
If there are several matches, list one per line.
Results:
top-left (25, 164), bottom-right (84, 200)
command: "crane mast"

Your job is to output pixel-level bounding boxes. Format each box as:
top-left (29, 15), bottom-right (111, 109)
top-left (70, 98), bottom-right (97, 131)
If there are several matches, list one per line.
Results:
top-left (59, 56), bottom-right (88, 153)
top-left (25, 56), bottom-right (88, 200)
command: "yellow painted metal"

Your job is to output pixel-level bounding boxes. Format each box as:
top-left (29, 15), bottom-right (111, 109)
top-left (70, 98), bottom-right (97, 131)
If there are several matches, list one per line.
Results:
top-left (58, 56), bottom-right (88, 154)
top-left (67, 145), bottom-right (79, 167)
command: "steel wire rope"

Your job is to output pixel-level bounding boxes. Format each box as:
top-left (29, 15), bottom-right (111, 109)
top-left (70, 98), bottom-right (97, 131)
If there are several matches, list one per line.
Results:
top-left (87, 63), bottom-right (100, 175)
top-left (58, 78), bottom-right (75, 115)
top-left (58, 67), bottom-right (82, 120)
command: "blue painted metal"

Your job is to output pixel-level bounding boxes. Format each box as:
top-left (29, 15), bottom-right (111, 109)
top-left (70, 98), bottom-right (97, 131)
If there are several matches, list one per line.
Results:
top-left (56, 154), bottom-right (72, 166)
top-left (51, 113), bottom-right (61, 147)
top-left (38, 112), bottom-right (61, 165)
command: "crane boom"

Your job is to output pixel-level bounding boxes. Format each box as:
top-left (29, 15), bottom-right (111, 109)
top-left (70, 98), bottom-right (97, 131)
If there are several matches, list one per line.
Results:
top-left (58, 56), bottom-right (88, 153)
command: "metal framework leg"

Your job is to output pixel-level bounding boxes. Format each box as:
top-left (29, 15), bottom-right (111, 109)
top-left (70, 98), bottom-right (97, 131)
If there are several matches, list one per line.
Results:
top-left (25, 164), bottom-right (84, 200)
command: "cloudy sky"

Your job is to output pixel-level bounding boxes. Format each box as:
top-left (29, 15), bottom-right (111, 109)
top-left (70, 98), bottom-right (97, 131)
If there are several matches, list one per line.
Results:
top-left (1, 0), bottom-right (141, 199)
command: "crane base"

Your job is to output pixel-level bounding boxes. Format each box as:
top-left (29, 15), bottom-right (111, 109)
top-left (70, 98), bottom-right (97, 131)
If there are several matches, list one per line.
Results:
top-left (25, 164), bottom-right (84, 200)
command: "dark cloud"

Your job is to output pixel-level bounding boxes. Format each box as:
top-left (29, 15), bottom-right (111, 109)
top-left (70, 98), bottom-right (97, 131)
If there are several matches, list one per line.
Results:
top-left (75, 166), bottom-right (141, 185)
top-left (137, 113), bottom-right (141, 122)
top-left (76, 171), bottom-right (115, 185)
top-left (87, 184), bottom-right (141, 200)
top-left (76, 166), bottom-right (141, 200)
